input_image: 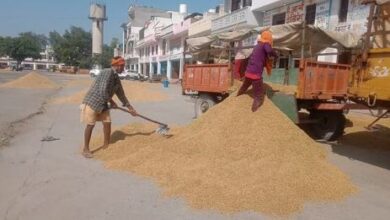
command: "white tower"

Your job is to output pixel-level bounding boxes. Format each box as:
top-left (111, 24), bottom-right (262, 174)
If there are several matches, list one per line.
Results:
top-left (89, 3), bottom-right (107, 55)
top-left (179, 4), bottom-right (188, 15)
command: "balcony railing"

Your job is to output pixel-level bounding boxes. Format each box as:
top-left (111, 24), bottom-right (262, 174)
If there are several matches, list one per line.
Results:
top-left (158, 25), bottom-right (173, 38)
top-left (189, 17), bottom-right (214, 37)
top-left (211, 6), bottom-right (258, 32)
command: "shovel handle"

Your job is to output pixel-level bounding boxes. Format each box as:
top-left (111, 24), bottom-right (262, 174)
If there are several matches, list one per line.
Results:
top-left (114, 106), bottom-right (168, 127)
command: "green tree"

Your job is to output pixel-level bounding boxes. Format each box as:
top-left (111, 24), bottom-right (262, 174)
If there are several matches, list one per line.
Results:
top-left (49, 26), bottom-right (92, 69)
top-left (7, 34), bottom-right (41, 67)
top-left (110, 37), bottom-right (120, 49)
top-left (48, 31), bottom-right (64, 62)
top-left (0, 36), bottom-right (15, 57)
top-left (19, 32), bottom-right (48, 49)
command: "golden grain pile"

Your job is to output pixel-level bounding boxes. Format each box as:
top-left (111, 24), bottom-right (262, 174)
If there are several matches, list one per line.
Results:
top-left (52, 80), bottom-right (168, 104)
top-left (63, 78), bottom-right (92, 88)
top-left (0, 72), bottom-right (59, 89)
top-left (91, 94), bottom-right (356, 216)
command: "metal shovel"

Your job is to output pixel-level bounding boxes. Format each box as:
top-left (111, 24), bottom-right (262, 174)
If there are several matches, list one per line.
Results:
top-left (114, 106), bottom-right (170, 136)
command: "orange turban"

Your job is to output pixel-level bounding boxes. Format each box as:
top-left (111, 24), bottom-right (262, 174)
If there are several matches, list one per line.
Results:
top-left (111, 56), bottom-right (125, 66)
top-left (258, 31), bottom-right (273, 46)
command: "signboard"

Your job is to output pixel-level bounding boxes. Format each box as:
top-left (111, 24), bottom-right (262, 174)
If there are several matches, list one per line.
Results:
top-left (315, 0), bottom-right (330, 29)
top-left (335, 23), bottom-right (352, 32)
top-left (170, 53), bottom-right (183, 60)
top-left (286, 2), bottom-right (304, 23)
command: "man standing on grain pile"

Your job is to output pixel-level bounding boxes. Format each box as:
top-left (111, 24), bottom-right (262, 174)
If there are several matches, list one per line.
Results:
top-left (80, 56), bottom-right (137, 158)
top-left (237, 31), bottom-right (278, 112)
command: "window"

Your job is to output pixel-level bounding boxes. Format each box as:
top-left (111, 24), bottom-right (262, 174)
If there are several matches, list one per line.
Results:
top-left (243, 0), bottom-right (252, 7)
top-left (156, 45), bottom-right (158, 55)
top-left (139, 28), bottom-right (145, 40)
top-left (272, 13), bottom-right (286, 25)
top-left (305, 4), bottom-right (316, 25)
top-left (231, 0), bottom-right (241, 12)
top-left (339, 0), bottom-right (349, 23)
top-left (278, 58), bottom-right (289, 69)
top-left (294, 60), bottom-right (300, 68)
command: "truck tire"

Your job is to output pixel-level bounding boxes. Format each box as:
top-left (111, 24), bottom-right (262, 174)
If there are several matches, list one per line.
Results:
top-left (195, 94), bottom-right (216, 118)
top-left (309, 110), bottom-right (346, 141)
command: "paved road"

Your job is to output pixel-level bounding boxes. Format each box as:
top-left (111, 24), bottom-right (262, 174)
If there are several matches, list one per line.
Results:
top-left (0, 71), bottom-right (389, 220)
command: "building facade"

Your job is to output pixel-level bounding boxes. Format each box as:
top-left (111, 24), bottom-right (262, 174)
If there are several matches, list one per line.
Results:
top-left (122, 5), bottom-right (170, 72)
top-left (122, 1), bottom-right (371, 79)
top-left (212, 0), bottom-right (371, 64)
top-left (217, 0), bottom-right (371, 34)
top-left (251, 0), bottom-right (370, 34)
top-left (0, 45), bottom-right (59, 70)
top-left (123, 4), bottom-right (204, 80)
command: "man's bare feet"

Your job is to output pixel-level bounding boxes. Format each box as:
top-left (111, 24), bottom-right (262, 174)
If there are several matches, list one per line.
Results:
top-left (102, 144), bottom-right (109, 150)
top-left (82, 151), bottom-right (93, 158)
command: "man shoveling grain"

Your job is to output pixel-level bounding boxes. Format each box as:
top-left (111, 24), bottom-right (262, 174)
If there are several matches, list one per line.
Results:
top-left (80, 56), bottom-right (137, 158)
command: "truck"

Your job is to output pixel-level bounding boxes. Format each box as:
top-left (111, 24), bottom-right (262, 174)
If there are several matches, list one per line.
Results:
top-left (348, 0), bottom-right (390, 112)
top-left (182, 0), bottom-right (389, 141)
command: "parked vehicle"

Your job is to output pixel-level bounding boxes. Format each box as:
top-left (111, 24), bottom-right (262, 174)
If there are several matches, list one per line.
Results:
top-left (182, 64), bottom-right (231, 116)
top-left (89, 64), bottom-right (102, 77)
top-left (118, 69), bottom-right (139, 80)
top-left (138, 73), bottom-right (149, 81)
top-left (183, 15), bottom-right (390, 141)
top-left (10, 63), bottom-right (23, 71)
top-left (118, 69), bottom-right (149, 81)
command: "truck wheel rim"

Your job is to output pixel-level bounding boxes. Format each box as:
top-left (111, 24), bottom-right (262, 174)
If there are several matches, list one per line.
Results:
top-left (200, 101), bottom-right (210, 113)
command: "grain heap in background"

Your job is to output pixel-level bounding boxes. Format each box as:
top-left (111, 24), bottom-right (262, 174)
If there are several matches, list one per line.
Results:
top-left (52, 80), bottom-right (168, 104)
top-left (92, 94), bottom-right (357, 216)
top-left (0, 72), bottom-right (59, 89)
top-left (63, 78), bottom-right (92, 88)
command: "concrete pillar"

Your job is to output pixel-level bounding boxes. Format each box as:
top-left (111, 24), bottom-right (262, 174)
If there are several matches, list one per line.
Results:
top-left (179, 56), bottom-right (184, 79)
top-left (179, 36), bottom-right (185, 79)
top-left (157, 61), bottom-right (161, 75)
top-left (167, 60), bottom-right (172, 80)
top-left (46, 63), bottom-right (50, 69)
top-left (122, 29), bottom-right (126, 56)
top-left (167, 40), bottom-right (171, 56)
top-left (149, 61), bottom-right (153, 76)
top-left (33, 63), bottom-right (37, 70)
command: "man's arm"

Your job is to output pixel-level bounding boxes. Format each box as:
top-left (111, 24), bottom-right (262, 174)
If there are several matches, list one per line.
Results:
top-left (264, 43), bottom-right (278, 58)
top-left (115, 80), bottom-right (130, 107)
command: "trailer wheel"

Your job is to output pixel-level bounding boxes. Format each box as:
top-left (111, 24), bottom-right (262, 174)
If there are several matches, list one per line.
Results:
top-left (195, 94), bottom-right (216, 118)
top-left (309, 110), bottom-right (346, 141)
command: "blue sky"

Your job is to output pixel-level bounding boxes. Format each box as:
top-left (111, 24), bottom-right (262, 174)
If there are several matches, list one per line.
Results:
top-left (0, 0), bottom-right (222, 44)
